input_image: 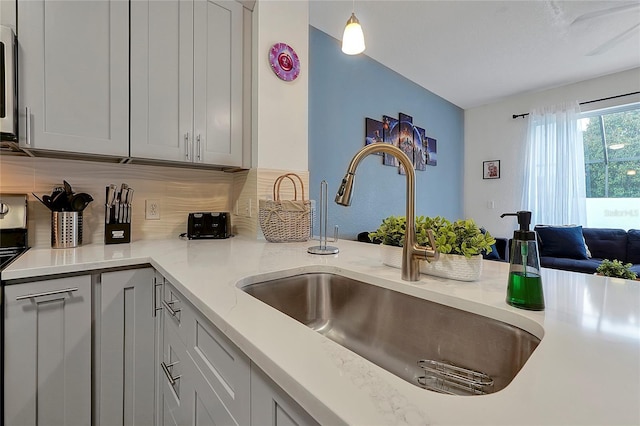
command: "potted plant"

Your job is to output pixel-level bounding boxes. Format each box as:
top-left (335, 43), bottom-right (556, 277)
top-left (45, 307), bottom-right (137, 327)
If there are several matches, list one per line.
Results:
top-left (369, 216), bottom-right (496, 281)
top-left (596, 259), bottom-right (638, 280)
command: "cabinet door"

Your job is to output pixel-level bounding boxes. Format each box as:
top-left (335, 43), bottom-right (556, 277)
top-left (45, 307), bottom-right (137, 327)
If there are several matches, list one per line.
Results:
top-left (131, 0), bottom-right (194, 162)
top-left (17, 0), bottom-right (128, 156)
top-left (96, 268), bottom-right (156, 425)
top-left (193, 0), bottom-right (244, 167)
top-left (4, 275), bottom-right (92, 426)
top-left (251, 367), bottom-right (319, 426)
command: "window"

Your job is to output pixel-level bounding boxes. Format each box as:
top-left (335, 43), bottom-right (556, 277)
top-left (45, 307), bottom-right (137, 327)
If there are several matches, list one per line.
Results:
top-left (579, 103), bottom-right (640, 229)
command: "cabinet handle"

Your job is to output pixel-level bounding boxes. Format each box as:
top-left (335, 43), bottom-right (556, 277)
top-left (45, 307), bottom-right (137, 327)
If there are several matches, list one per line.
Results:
top-left (196, 134), bottom-right (201, 161)
top-left (184, 132), bottom-right (190, 160)
top-left (25, 107), bottom-right (32, 146)
top-left (154, 282), bottom-right (163, 314)
top-left (153, 281), bottom-right (163, 316)
top-left (161, 361), bottom-right (181, 387)
top-left (16, 287), bottom-right (78, 301)
top-left (162, 299), bottom-right (181, 316)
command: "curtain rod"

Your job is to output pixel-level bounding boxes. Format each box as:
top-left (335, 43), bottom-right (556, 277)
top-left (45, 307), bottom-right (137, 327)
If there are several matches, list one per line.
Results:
top-left (511, 91), bottom-right (640, 119)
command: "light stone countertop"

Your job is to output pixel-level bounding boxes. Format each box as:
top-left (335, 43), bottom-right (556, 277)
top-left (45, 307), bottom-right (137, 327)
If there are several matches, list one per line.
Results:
top-left (3, 237), bottom-right (640, 425)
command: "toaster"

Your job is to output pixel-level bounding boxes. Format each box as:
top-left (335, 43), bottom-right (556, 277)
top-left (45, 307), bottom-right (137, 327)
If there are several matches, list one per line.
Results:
top-left (187, 212), bottom-right (230, 239)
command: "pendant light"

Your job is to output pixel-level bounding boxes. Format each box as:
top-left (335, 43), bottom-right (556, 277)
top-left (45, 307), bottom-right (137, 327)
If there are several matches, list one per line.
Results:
top-left (341, 1), bottom-right (365, 55)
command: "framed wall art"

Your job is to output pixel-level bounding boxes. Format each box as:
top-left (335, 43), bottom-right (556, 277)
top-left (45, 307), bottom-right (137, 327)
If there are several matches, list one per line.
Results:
top-left (363, 113), bottom-right (438, 174)
top-left (483, 160), bottom-right (500, 179)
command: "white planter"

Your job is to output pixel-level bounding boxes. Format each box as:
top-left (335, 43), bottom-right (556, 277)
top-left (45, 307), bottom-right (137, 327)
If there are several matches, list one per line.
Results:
top-left (379, 244), bottom-right (483, 282)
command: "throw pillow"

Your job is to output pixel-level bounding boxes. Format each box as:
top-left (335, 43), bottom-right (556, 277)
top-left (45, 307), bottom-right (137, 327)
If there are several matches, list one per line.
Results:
top-left (627, 229), bottom-right (640, 264)
top-left (535, 225), bottom-right (589, 259)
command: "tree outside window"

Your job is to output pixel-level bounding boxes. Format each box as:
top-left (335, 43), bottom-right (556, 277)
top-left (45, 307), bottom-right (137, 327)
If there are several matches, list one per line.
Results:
top-left (581, 105), bottom-right (640, 198)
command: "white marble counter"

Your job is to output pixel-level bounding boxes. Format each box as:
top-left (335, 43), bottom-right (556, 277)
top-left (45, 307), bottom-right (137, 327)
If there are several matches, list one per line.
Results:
top-left (3, 237), bottom-right (640, 425)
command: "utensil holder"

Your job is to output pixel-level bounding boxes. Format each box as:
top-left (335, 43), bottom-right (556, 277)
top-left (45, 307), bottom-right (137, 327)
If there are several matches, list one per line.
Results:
top-left (51, 211), bottom-right (82, 248)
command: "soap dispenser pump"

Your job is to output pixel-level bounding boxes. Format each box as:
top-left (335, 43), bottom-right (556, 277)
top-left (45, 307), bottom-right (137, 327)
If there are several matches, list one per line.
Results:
top-left (500, 211), bottom-right (544, 311)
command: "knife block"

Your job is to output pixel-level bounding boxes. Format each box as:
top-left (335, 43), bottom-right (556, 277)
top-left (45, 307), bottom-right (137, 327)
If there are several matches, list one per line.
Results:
top-left (105, 223), bottom-right (130, 244)
top-left (104, 204), bottom-right (131, 244)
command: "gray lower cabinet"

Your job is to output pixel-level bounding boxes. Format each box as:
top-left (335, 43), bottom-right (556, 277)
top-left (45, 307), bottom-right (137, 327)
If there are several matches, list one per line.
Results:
top-left (4, 268), bottom-right (316, 426)
top-left (158, 280), bottom-right (251, 425)
top-left (156, 279), bottom-right (316, 426)
top-left (96, 268), bottom-right (156, 425)
top-left (3, 267), bottom-right (157, 425)
top-left (3, 275), bottom-right (93, 426)
top-left (250, 367), bottom-right (320, 426)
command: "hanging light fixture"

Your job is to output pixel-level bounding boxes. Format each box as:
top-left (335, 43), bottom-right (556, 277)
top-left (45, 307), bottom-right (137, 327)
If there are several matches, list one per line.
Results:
top-left (341, 1), bottom-right (365, 55)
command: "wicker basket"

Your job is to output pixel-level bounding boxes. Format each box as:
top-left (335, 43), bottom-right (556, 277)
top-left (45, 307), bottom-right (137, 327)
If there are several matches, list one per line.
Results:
top-left (259, 173), bottom-right (311, 242)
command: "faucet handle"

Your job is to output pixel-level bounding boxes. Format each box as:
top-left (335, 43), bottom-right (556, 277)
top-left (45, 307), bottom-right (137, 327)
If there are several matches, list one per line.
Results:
top-left (425, 229), bottom-right (439, 261)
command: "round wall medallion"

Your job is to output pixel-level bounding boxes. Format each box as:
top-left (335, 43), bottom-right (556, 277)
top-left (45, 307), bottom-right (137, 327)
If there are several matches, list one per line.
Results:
top-left (269, 43), bottom-right (300, 81)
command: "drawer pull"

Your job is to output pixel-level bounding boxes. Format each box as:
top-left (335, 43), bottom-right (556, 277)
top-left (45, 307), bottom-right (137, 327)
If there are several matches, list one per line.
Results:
top-left (161, 361), bottom-right (181, 386)
top-left (162, 299), bottom-right (181, 316)
top-left (16, 287), bottom-right (79, 301)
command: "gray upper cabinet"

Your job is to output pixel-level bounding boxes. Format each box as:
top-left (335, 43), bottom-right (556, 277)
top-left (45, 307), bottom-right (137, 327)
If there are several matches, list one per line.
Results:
top-left (131, 0), bottom-right (244, 167)
top-left (17, 0), bottom-right (129, 156)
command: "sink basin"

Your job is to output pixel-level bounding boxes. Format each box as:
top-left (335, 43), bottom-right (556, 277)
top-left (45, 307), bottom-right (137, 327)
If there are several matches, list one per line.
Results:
top-left (241, 272), bottom-right (540, 396)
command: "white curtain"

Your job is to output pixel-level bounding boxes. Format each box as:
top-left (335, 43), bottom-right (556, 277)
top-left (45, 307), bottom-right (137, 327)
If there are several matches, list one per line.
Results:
top-left (521, 101), bottom-right (587, 226)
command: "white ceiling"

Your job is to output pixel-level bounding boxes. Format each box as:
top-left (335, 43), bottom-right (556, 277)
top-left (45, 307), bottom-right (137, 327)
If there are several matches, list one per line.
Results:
top-left (308, 0), bottom-right (640, 109)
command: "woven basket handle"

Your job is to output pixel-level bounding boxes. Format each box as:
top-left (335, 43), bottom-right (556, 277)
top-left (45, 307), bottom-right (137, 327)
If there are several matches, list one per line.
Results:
top-left (273, 173), bottom-right (306, 201)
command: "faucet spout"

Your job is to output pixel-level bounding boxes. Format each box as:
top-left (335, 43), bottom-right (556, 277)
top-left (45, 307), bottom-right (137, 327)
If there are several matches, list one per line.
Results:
top-left (335, 143), bottom-right (439, 281)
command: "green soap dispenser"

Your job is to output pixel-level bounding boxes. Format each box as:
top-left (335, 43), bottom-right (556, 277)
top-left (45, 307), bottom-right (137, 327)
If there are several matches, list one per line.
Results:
top-left (500, 211), bottom-right (544, 311)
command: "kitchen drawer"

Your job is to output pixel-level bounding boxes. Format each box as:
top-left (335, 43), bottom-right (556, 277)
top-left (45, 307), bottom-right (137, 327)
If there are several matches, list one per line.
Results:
top-left (183, 302), bottom-right (251, 425)
top-left (188, 349), bottom-right (239, 426)
top-left (162, 281), bottom-right (186, 345)
top-left (160, 317), bottom-right (189, 425)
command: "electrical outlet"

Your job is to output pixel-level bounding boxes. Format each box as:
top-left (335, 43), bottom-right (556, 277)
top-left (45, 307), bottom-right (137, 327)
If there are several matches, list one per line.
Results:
top-left (145, 200), bottom-right (160, 220)
top-left (235, 198), bottom-right (252, 218)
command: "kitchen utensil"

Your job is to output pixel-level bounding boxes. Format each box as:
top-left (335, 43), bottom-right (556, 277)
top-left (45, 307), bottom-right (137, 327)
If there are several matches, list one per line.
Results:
top-left (32, 193), bottom-right (52, 211)
top-left (70, 193), bottom-right (93, 212)
top-left (51, 189), bottom-right (69, 211)
top-left (125, 188), bottom-right (133, 223)
top-left (105, 184), bottom-right (116, 224)
top-left (118, 183), bottom-right (128, 223)
top-left (63, 180), bottom-right (73, 196)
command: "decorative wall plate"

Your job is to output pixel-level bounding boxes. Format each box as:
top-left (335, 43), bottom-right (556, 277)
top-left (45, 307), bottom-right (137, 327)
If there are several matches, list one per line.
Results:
top-left (269, 43), bottom-right (300, 81)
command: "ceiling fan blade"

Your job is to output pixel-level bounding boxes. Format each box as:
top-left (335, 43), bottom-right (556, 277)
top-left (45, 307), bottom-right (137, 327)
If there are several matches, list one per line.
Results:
top-left (586, 22), bottom-right (640, 56)
top-left (572, 2), bottom-right (640, 25)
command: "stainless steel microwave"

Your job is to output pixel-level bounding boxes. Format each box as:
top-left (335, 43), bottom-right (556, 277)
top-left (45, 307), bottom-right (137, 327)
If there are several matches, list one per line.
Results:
top-left (1, 25), bottom-right (17, 141)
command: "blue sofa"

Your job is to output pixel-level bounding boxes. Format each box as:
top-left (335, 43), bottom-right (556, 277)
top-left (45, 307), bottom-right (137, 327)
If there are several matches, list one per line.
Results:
top-left (534, 226), bottom-right (640, 275)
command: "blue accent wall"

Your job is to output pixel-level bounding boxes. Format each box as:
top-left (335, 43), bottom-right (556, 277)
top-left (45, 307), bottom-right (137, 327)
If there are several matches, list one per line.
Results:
top-left (308, 27), bottom-right (465, 240)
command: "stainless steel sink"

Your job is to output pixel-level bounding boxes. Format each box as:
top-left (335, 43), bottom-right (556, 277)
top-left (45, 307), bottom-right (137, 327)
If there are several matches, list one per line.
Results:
top-left (241, 273), bottom-right (540, 396)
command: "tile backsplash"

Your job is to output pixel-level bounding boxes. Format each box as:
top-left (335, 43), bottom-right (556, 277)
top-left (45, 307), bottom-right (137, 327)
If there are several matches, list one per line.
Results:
top-left (0, 156), bottom-right (248, 247)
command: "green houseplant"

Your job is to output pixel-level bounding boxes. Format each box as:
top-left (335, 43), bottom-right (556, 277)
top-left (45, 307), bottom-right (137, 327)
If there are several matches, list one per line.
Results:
top-left (596, 259), bottom-right (638, 280)
top-left (369, 216), bottom-right (496, 281)
top-left (369, 215), bottom-right (496, 258)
